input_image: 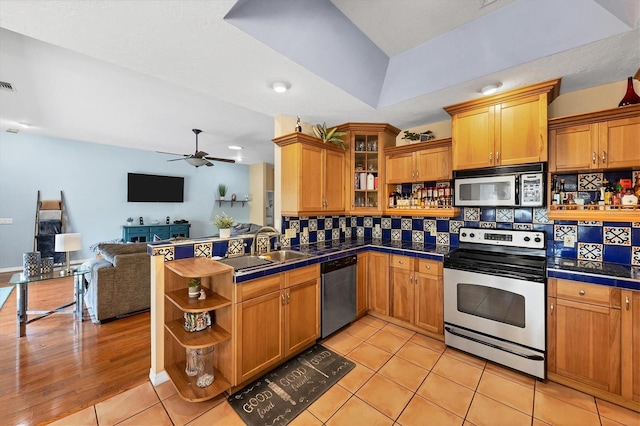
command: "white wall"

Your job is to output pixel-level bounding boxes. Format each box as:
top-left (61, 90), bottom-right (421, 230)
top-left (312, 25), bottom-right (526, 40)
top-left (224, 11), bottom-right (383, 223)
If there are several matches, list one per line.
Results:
top-left (0, 132), bottom-right (250, 270)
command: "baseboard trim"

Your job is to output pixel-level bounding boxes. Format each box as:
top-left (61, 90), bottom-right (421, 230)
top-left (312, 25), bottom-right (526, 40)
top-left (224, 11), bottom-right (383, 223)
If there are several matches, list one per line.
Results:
top-left (149, 368), bottom-right (170, 386)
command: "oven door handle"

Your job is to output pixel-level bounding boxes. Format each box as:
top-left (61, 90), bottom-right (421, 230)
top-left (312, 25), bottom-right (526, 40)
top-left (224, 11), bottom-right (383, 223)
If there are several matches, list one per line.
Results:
top-left (444, 326), bottom-right (544, 361)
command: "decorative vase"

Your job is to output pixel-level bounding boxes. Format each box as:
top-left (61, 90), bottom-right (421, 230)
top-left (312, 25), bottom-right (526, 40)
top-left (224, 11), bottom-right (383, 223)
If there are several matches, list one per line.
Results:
top-left (41, 257), bottom-right (54, 274)
top-left (219, 228), bottom-right (231, 239)
top-left (23, 251), bottom-right (41, 276)
top-left (618, 77), bottom-right (640, 107)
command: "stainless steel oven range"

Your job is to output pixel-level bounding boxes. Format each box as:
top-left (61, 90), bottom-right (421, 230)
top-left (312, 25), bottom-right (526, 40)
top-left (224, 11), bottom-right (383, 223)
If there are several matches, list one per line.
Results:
top-left (443, 227), bottom-right (547, 379)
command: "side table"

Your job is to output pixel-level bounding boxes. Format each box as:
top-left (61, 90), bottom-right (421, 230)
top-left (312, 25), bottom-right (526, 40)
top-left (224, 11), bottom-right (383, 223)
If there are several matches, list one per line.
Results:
top-left (9, 266), bottom-right (89, 337)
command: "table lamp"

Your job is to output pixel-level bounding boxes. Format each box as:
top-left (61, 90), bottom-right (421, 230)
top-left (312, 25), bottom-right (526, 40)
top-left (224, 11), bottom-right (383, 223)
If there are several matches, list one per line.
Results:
top-left (55, 233), bottom-right (82, 274)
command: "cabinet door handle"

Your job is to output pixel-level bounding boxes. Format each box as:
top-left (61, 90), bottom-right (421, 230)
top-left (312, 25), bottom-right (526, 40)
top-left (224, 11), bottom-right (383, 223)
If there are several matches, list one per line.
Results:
top-left (398, 260), bottom-right (403, 264)
top-left (287, 293), bottom-right (291, 304)
top-left (579, 289), bottom-right (585, 296)
top-left (592, 151), bottom-right (596, 164)
top-left (626, 296), bottom-right (630, 310)
top-left (489, 152), bottom-right (493, 161)
top-left (602, 151), bottom-right (606, 164)
top-left (425, 264), bottom-right (431, 270)
top-left (496, 151), bottom-right (500, 162)
top-left (415, 170), bottom-right (419, 178)
top-left (550, 303), bottom-right (554, 314)
top-left (281, 294), bottom-right (285, 305)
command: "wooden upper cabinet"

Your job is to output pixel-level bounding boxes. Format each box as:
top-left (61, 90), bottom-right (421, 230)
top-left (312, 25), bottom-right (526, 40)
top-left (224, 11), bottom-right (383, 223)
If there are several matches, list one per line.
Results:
top-left (549, 104), bottom-right (640, 172)
top-left (274, 133), bottom-right (345, 216)
top-left (386, 138), bottom-right (452, 184)
top-left (599, 115), bottom-right (640, 169)
top-left (337, 123), bottom-right (400, 214)
top-left (444, 78), bottom-right (560, 171)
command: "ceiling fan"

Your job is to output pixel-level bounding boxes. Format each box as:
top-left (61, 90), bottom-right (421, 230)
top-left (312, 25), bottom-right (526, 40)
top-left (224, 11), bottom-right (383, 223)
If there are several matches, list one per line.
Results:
top-left (158, 129), bottom-right (236, 167)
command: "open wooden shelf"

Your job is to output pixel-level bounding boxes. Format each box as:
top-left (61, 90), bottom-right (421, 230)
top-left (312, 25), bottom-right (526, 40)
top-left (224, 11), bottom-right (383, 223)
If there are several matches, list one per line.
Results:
top-left (165, 288), bottom-right (231, 313)
top-left (165, 321), bottom-right (232, 348)
top-left (548, 205), bottom-right (639, 223)
top-left (383, 207), bottom-right (460, 218)
top-left (165, 361), bottom-right (231, 403)
top-left (164, 257), bottom-right (233, 278)
top-left (163, 256), bottom-right (234, 402)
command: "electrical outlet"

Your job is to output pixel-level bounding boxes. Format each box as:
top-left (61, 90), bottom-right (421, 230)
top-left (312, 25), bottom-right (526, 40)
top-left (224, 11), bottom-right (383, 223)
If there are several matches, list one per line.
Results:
top-left (285, 228), bottom-right (296, 238)
top-left (0, 218), bottom-right (12, 225)
top-left (302, 227), bottom-right (309, 237)
top-left (341, 224), bottom-right (346, 232)
top-left (563, 234), bottom-right (575, 247)
top-left (374, 224), bottom-right (381, 231)
top-left (429, 225), bottom-right (436, 236)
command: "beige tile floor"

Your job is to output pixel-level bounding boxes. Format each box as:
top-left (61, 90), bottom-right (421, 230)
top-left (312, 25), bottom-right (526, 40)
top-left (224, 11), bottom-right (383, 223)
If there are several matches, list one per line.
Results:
top-left (49, 315), bottom-right (639, 426)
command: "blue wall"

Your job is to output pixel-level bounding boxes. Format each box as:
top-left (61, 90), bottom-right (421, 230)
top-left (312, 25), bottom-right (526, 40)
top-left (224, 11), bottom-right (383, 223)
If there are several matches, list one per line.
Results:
top-left (0, 132), bottom-right (250, 269)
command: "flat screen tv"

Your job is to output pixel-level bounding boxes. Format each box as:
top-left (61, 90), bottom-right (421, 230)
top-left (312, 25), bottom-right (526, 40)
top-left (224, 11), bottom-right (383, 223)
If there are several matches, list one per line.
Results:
top-left (127, 173), bottom-right (184, 202)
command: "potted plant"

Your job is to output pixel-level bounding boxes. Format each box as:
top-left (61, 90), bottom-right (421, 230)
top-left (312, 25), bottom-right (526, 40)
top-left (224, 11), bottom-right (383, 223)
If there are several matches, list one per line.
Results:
top-left (401, 130), bottom-right (420, 143)
top-left (213, 212), bottom-right (234, 239)
top-left (217, 184), bottom-right (227, 201)
top-left (188, 278), bottom-right (201, 298)
top-left (312, 122), bottom-right (347, 150)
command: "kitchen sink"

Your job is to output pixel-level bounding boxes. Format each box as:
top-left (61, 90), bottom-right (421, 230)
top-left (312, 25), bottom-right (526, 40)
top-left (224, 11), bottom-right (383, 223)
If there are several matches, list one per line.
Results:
top-left (216, 250), bottom-right (308, 271)
top-left (217, 256), bottom-right (274, 271)
top-left (257, 250), bottom-right (308, 262)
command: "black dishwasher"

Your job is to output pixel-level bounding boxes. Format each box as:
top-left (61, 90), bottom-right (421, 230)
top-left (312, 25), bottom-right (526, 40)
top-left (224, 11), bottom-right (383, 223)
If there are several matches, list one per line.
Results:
top-left (320, 255), bottom-right (357, 338)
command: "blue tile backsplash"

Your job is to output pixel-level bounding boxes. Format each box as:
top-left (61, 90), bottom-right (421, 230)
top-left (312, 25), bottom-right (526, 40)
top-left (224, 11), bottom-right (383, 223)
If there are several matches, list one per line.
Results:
top-left (281, 208), bottom-right (639, 266)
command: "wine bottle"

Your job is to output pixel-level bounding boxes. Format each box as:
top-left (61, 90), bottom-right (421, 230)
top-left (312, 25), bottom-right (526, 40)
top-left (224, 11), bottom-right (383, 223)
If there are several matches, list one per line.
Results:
top-left (295, 116), bottom-right (302, 133)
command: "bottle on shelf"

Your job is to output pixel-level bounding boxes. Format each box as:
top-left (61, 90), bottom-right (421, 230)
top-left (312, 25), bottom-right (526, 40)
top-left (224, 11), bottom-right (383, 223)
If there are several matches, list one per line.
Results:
top-left (634, 175), bottom-right (640, 199)
top-left (603, 179), bottom-right (613, 205)
top-left (295, 116), bottom-right (302, 133)
top-left (558, 179), bottom-right (566, 205)
top-left (551, 176), bottom-right (560, 205)
top-left (366, 173), bottom-right (374, 190)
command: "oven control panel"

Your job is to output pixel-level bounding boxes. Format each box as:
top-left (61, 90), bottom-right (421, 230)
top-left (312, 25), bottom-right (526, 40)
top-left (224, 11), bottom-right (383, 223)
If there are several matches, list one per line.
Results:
top-left (458, 227), bottom-right (545, 249)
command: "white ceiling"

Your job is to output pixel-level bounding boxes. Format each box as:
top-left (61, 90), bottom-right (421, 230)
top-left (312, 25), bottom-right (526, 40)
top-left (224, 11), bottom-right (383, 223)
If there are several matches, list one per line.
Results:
top-left (0, 0), bottom-right (638, 165)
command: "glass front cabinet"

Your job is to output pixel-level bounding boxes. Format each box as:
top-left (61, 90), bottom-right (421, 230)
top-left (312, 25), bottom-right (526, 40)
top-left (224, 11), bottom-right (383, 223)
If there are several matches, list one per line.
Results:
top-left (338, 123), bottom-right (401, 214)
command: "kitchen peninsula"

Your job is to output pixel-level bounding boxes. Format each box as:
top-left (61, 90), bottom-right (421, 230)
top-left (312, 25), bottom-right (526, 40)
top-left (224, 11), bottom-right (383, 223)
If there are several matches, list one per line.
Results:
top-left (147, 232), bottom-right (640, 412)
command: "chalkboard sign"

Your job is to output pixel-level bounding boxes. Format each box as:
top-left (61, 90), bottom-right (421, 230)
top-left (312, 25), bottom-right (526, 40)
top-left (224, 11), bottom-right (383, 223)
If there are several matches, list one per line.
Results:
top-left (228, 345), bottom-right (355, 426)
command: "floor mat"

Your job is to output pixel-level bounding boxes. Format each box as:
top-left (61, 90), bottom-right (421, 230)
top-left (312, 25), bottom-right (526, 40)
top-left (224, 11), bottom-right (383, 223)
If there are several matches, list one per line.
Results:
top-left (228, 344), bottom-right (354, 426)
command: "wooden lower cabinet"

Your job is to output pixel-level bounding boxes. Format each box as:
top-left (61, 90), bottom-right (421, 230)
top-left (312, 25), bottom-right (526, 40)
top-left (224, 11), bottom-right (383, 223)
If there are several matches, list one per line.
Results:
top-left (236, 290), bottom-right (284, 383)
top-left (390, 255), bottom-right (443, 336)
top-left (356, 253), bottom-right (369, 317)
top-left (368, 252), bottom-right (389, 316)
top-left (547, 279), bottom-right (640, 412)
top-left (285, 279), bottom-right (320, 356)
top-left (414, 260), bottom-right (444, 335)
top-left (621, 290), bottom-right (640, 404)
top-left (234, 265), bottom-right (320, 385)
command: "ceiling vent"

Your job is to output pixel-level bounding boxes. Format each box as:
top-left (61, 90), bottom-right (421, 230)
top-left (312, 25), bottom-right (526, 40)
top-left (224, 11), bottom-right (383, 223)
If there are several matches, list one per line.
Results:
top-left (0, 81), bottom-right (16, 91)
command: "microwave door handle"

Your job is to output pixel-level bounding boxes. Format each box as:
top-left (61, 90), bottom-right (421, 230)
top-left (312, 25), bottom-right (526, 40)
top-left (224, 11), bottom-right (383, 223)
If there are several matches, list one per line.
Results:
top-left (515, 176), bottom-right (520, 205)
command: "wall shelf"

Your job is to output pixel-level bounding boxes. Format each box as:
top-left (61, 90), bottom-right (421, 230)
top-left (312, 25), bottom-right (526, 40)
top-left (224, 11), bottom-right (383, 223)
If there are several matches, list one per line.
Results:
top-left (383, 207), bottom-right (460, 218)
top-left (216, 199), bottom-right (249, 207)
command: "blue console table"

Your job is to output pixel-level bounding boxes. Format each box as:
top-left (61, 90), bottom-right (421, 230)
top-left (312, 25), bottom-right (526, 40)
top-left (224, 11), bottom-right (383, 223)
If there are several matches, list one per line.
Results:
top-left (122, 223), bottom-right (190, 242)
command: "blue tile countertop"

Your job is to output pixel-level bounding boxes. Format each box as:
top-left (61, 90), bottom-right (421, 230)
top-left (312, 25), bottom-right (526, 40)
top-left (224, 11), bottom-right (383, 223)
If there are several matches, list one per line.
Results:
top-left (547, 257), bottom-right (640, 291)
top-left (231, 237), bottom-right (448, 283)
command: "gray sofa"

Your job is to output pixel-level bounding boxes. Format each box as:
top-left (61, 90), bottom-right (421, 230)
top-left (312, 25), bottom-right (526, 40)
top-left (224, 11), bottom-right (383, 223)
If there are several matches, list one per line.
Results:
top-left (82, 243), bottom-right (150, 323)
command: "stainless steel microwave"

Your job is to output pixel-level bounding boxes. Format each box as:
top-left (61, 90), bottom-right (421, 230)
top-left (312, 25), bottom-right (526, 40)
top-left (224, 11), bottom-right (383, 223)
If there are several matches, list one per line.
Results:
top-left (453, 163), bottom-right (546, 207)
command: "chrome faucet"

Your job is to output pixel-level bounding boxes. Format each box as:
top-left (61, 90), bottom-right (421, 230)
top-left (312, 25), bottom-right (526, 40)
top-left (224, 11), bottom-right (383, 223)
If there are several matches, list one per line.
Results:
top-left (251, 226), bottom-right (280, 255)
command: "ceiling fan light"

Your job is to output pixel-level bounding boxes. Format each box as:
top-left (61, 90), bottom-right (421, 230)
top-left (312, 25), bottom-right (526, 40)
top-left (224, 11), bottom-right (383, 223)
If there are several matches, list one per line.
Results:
top-left (186, 157), bottom-right (207, 167)
top-left (272, 81), bottom-right (290, 93)
top-left (480, 83), bottom-right (501, 96)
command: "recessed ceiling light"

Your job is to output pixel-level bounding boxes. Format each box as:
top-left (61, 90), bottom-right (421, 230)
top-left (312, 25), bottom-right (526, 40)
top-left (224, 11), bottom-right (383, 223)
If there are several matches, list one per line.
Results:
top-left (228, 145), bottom-right (243, 150)
top-left (479, 83), bottom-right (502, 96)
top-left (272, 81), bottom-right (290, 93)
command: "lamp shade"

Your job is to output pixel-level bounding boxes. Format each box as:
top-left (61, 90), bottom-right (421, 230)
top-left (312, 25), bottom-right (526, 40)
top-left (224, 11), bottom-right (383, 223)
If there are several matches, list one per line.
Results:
top-left (55, 233), bottom-right (82, 252)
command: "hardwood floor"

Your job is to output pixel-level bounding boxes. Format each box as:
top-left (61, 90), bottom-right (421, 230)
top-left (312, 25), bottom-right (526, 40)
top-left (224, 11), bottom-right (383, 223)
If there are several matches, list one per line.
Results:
top-left (0, 273), bottom-right (151, 425)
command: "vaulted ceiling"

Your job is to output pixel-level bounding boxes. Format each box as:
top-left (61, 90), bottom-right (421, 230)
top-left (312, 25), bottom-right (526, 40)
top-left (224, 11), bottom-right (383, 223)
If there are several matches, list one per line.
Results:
top-left (1, 0), bottom-right (638, 164)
